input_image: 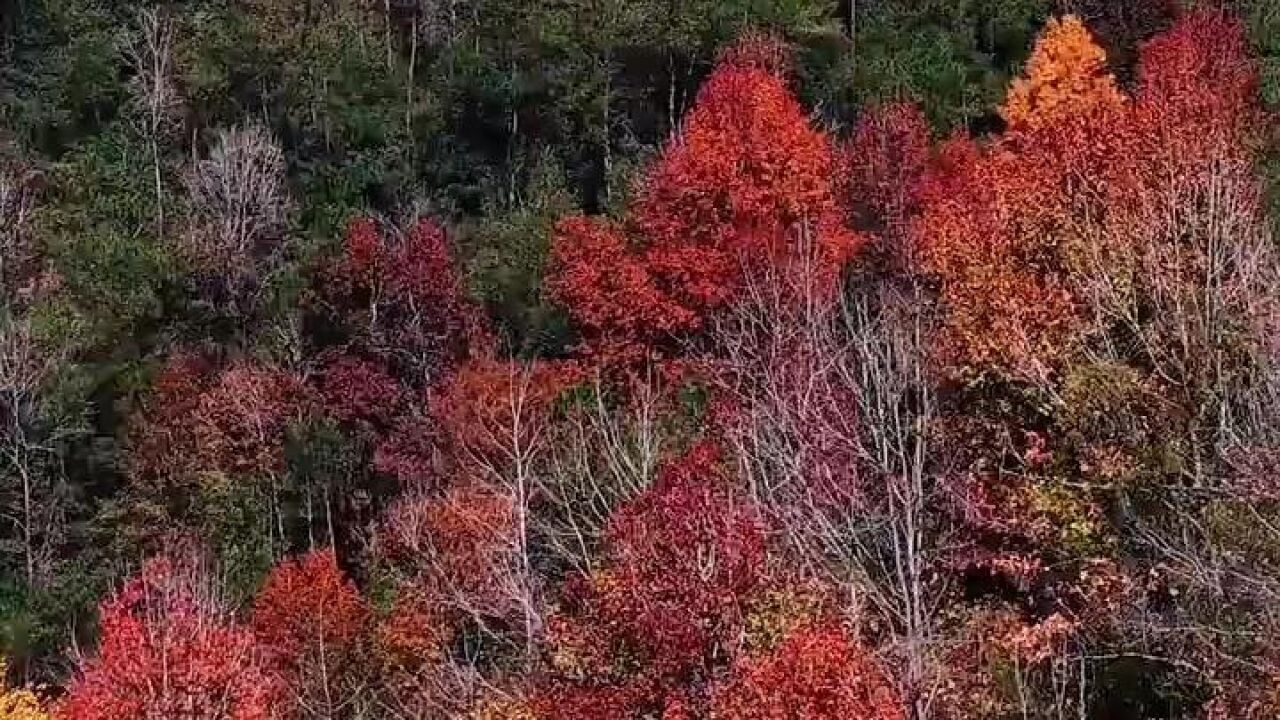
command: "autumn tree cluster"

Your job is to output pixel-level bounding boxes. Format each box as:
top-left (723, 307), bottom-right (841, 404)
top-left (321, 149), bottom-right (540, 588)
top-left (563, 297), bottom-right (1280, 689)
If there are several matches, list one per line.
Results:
top-left (2, 1), bottom-right (1280, 719)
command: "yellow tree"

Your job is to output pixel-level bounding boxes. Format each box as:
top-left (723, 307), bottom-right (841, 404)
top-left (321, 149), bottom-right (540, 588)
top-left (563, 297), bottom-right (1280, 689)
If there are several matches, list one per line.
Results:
top-left (1001, 15), bottom-right (1125, 131)
top-left (0, 659), bottom-right (50, 720)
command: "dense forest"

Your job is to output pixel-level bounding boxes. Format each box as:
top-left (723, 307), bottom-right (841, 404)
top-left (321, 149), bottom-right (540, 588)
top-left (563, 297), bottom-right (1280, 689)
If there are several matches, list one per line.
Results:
top-left (2, 0), bottom-right (1280, 717)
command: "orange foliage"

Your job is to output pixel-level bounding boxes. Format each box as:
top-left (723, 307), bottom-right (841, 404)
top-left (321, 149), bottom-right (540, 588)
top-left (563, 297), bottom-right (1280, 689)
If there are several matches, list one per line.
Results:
top-left (1000, 15), bottom-right (1125, 132)
top-left (914, 15), bottom-right (1138, 382)
top-left (914, 135), bottom-right (1087, 380)
top-left (375, 592), bottom-right (453, 670)
top-left (429, 358), bottom-right (583, 472)
top-left (379, 483), bottom-right (524, 623)
top-left (0, 658), bottom-right (49, 720)
top-left (712, 623), bottom-right (904, 720)
top-left (251, 549), bottom-right (368, 710)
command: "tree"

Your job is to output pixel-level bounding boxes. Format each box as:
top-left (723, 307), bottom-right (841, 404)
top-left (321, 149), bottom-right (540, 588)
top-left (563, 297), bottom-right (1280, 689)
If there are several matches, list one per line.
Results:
top-left (252, 550), bottom-right (368, 718)
top-left (914, 14), bottom-right (1130, 383)
top-left (548, 36), bottom-right (862, 368)
top-left (316, 217), bottom-right (490, 387)
top-left (0, 319), bottom-right (77, 591)
top-left (634, 35), bottom-right (860, 310)
top-left (841, 102), bottom-right (931, 246)
top-left (58, 553), bottom-right (275, 720)
top-left (999, 15), bottom-right (1125, 131)
top-left (0, 156), bottom-right (85, 596)
top-left (123, 8), bottom-right (182, 243)
top-left (0, 157), bottom-right (42, 303)
top-left (370, 358), bottom-right (584, 716)
top-left (0, 657), bottom-right (49, 720)
top-left (126, 355), bottom-right (308, 493)
top-left (536, 443), bottom-right (770, 717)
top-left (180, 123), bottom-right (291, 312)
top-left (711, 623), bottom-right (904, 720)
top-left (315, 353), bottom-right (408, 439)
top-left (121, 354), bottom-right (312, 582)
top-left (374, 482), bottom-right (530, 717)
top-left (545, 215), bottom-right (693, 367)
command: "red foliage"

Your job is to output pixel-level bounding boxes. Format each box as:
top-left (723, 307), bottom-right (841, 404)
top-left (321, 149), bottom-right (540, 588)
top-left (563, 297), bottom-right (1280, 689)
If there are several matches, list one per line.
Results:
top-left (546, 216), bottom-right (696, 366)
top-left (378, 483), bottom-right (524, 623)
top-left (317, 353), bottom-right (408, 435)
top-left (711, 623), bottom-right (904, 720)
top-left (373, 414), bottom-right (438, 487)
top-left (597, 442), bottom-right (768, 673)
top-left (251, 550), bottom-right (367, 698)
top-left (538, 443), bottom-right (770, 715)
top-left (58, 556), bottom-right (275, 720)
top-left (635, 40), bottom-right (858, 302)
top-left (548, 37), bottom-right (861, 368)
top-left (189, 361), bottom-right (308, 478)
top-left (124, 353), bottom-right (217, 488)
top-left (841, 102), bottom-right (931, 243)
top-left (373, 357), bottom-right (580, 486)
top-left (126, 355), bottom-right (308, 489)
top-left (530, 683), bottom-right (639, 720)
top-left (336, 217), bottom-right (385, 293)
top-left (1133, 9), bottom-right (1264, 171)
top-left (321, 217), bottom-right (490, 385)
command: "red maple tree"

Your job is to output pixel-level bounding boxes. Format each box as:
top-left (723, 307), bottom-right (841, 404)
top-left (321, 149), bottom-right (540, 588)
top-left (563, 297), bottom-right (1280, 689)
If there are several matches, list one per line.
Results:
top-left (841, 102), bottom-right (931, 248)
top-left (712, 623), bottom-right (904, 720)
top-left (58, 555), bottom-right (276, 720)
top-left (318, 216), bottom-right (491, 386)
top-left (126, 354), bottom-right (309, 489)
top-left (548, 36), bottom-right (861, 369)
top-left (536, 442), bottom-right (770, 717)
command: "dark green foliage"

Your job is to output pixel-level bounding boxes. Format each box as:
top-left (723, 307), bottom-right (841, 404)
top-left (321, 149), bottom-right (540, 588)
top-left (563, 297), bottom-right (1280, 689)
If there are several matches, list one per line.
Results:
top-left (462, 151), bottom-right (579, 356)
top-left (800, 0), bottom-right (1052, 131)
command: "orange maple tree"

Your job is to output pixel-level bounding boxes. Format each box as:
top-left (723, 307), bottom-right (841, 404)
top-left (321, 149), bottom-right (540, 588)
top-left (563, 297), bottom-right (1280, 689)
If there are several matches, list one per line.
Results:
top-left (251, 550), bottom-right (368, 716)
top-left (1000, 15), bottom-right (1126, 132)
top-left (914, 15), bottom-right (1134, 382)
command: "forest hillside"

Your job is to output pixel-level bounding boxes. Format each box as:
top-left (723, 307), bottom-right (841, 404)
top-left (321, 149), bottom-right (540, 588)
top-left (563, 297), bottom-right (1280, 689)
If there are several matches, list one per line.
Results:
top-left (2, 1), bottom-right (1280, 717)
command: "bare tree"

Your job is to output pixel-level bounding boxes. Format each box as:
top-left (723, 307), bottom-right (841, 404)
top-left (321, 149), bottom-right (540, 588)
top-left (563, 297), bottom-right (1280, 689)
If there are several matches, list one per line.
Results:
top-left (707, 226), bottom-right (952, 720)
top-left (0, 159), bottom-right (78, 593)
top-left (536, 373), bottom-right (666, 576)
top-left (1071, 152), bottom-right (1278, 486)
top-left (0, 158), bottom-right (40, 305)
top-left (124, 8), bottom-right (182, 241)
top-left (1068, 133), bottom-right (1280, 711)
top-left (0, 318), bottom-right (74, 590)
top-left (181, 123), bottom-right (292, 311)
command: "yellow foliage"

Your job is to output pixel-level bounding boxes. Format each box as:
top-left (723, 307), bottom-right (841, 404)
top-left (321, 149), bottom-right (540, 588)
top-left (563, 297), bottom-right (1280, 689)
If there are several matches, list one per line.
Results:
top-left (744, 588), bottom-right (826, 652)
top-left (0, 660), bottom-right (50, 720)
top-left (1001, 15), bottom-right (1125, 130)
top-left (471, 696), bottom-right (538, 720)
